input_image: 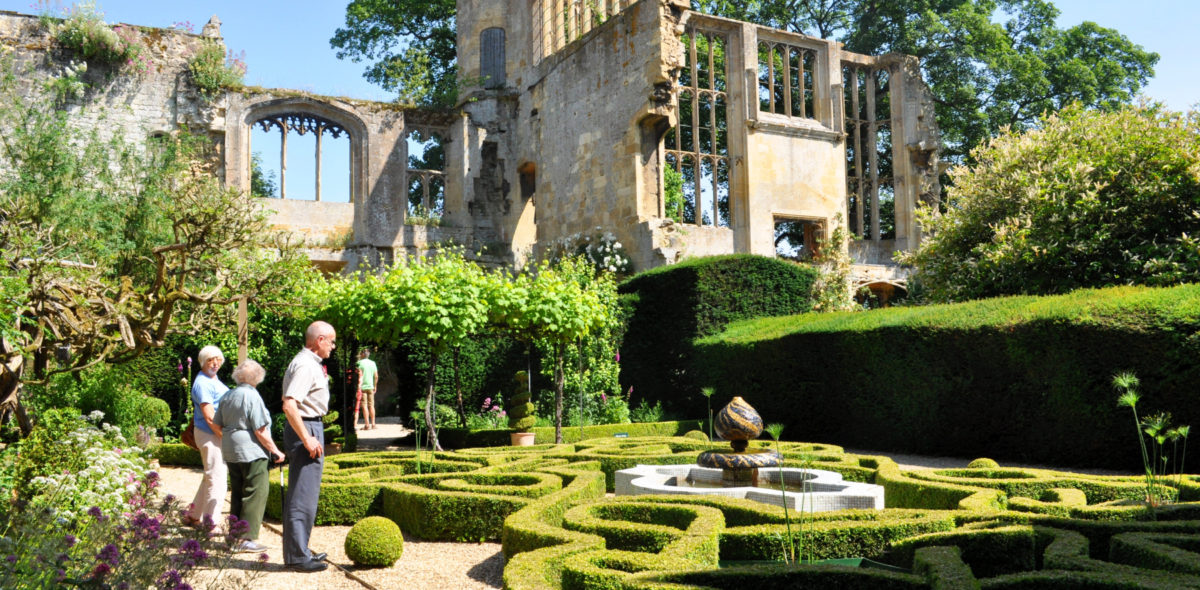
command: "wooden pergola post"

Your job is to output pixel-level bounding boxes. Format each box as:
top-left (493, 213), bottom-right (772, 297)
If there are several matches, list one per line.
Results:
top-left (237, 296), bottom-right (248, 364)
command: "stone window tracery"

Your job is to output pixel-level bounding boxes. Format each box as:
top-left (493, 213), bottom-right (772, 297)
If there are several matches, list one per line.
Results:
top-left (250, 112), bottom-right (351, 202)
top-left (843, 64), bottom-right (893, 241)
top-left (664, 26), bottom-right (730, 228)
top-left (532, 0), bottom-right (637, 63)
top-left (480, 27), bottom-right (506, 89)
top-left (406, 127), bottom-right (447, 222)
top-left (758, 40), bottom-right (816, 120)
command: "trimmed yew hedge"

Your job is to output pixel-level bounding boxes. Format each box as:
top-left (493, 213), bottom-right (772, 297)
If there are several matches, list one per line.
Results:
top-left (618, 254), bottom-right (819, 413)
top-left (694, 284), bottom-right (1200, 471)
top-left (438, 420), bottom-right (704, 449)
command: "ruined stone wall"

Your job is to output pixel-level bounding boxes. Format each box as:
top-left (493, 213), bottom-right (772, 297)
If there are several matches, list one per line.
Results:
top-left (0, 11), bottom-right (216, 151)
top-left (521, 0), bottom-right (684, 268)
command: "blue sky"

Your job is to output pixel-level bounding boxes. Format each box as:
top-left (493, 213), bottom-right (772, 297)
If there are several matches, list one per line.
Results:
top-left (2, 1), bottom-right (1190, 109)
top-left (0, 1), bottom-right (1192, 202)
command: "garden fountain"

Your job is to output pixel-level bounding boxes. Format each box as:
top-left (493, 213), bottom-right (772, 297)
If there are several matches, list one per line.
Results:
top-left (615, 397), bottom-right (884, 510)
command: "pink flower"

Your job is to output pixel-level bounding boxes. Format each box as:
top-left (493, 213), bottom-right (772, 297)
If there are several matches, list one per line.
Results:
top-left (615, 351), bottom-right (620, 363)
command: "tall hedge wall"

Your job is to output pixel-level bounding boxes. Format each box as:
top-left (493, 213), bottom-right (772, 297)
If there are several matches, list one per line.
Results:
top-left (693, 284), bottom-right (1200, 471)
top-left (618, 255), bottom-right (818, 413)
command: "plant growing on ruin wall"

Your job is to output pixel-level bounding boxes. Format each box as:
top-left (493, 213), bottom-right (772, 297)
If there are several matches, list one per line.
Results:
top-left (44, 2), bottom-right (151, 74)
top-left (808, 214), bottom-right (856, 312)
top-left (187, 41), bottom-right (245, 99)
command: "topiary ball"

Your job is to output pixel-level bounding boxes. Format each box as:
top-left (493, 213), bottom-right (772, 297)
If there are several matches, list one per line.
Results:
top-left (345, 516), bottom-right (404, 567)
top-left (137, 397), bottom-right (172, 430)
top-left (968, 458), bottom-right (999, 469)
top-left (683, 430), bottom-right (709, 441)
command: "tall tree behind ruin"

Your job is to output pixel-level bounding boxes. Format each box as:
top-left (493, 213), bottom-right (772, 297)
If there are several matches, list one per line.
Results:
top-left (330, 0), bottom-right (458, 107)
top-left (694, 0), bottom-right (1158, 162)
top-left (330, 0), bottom-right (1157, 161)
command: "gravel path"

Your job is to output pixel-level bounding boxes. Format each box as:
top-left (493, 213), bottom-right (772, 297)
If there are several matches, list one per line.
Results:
top-left (159, 418), bottom-right (504, 590)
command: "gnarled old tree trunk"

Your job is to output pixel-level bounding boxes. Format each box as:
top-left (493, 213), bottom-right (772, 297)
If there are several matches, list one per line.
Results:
top-left (0, 336), bottom-right (33, 436)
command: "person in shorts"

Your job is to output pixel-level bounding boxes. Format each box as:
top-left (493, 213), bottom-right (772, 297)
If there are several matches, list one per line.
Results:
top-left (355, 348), bottom-right (378, 430)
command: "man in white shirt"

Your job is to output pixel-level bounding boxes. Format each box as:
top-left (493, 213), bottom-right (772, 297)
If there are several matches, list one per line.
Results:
top-left (280, 321), bottom-right (335, 572)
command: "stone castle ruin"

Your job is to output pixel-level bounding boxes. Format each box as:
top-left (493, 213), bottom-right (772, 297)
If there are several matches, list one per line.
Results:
top-left (0, 0), bottom-right (940, 293)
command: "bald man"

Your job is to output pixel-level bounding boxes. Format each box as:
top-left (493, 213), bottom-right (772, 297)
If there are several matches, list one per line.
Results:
top-left (280, 320), bottom-right (336, 572)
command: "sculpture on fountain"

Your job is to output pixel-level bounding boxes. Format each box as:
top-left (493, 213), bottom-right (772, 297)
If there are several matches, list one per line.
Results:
top-left (616, 397), bottom-right (885, 511)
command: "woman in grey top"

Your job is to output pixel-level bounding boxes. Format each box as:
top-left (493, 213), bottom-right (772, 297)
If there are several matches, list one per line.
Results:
top-left (214, 359), bottom-right (286, 553)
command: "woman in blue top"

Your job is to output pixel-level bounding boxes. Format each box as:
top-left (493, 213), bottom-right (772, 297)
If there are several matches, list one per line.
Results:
top-left (185, 345), bottom-right (228, 528)
top-left (215, 359), bottom-right (286, 553)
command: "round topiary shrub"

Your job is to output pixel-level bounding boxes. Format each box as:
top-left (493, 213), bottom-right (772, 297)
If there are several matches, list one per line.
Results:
top-left (683, 430), bottom-right (709, 441)
top-left (136, 397), bottom-right (172, 431)
top-left (345, 516), bottom-right (403, 567)
top-left (968, 458), bottom-right (999, 469)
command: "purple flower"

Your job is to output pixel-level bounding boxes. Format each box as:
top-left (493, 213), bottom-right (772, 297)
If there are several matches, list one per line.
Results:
top-left (5, 555), bottom-right (16, 564)
top-left (91, 562), bottom-right (111, 578)
top-left (63, 534), bottom-right (76, 548)
top-left (157, 569), bottom-right (184, 588)
top-left (88, 506), bottom-right (106, 521)
top-left (131, 511), bottom-right (162, 541)
top-left (96, 543), bottom-right (120, 567)
top-left (177, 362), bottom-right (184, 373)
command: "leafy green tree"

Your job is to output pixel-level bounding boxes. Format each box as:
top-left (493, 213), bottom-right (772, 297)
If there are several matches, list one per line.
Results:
top-left (249, 151), bottom-right (278, 198)
top-left (487, 260), bottom-right (610, 443)
top-left (319, 250), bottom-right (490, 450)
top-left (329, 0), bottom-right (458, 106)
top-left (0, 66), bottom-right (312, 434)
top-left (536, 257), bottom-right (623, 429)
top-left (900, 104), bottom-right (1200, 301)
top-left (694, 0), bottom-right (1157, 162)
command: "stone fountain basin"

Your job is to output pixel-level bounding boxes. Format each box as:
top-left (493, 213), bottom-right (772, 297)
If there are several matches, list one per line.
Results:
top-left (615, 464), bottom-right (884, 511)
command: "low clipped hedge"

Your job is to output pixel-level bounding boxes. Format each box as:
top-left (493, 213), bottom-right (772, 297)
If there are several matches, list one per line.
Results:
top-left (439, 420), bottom-right (704, 449)
top-left (695, 283), bottom-right (1200, 471)
top-left (150, 442), bottom-right (201, 466)
top-left (618, 254), bottom-right (819, 413)
top-left (237, 435), bottom-right (1200, 588)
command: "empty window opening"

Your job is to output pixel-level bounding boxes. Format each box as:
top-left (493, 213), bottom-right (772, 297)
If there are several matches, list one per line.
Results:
top-left (775, 217), bottom-right (825, 262)
top-left (406, 128), bottom-right (446, 222)
top-left (664, 27), bottom-right (730, 227)
top-left (250, 113), bottom-right (351, 203)
top-left (758, 41), bottom-right (815, 119)
top-left (843, 65), bottom-right (893, 240)
top-left (518, 162), bottom-right (536, 200)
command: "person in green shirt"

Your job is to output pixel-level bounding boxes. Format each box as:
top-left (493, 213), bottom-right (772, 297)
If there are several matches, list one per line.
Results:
top-left (355, 348), bottom-right (379, 430)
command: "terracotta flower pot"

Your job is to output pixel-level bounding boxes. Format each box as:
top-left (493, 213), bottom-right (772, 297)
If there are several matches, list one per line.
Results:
top-left (511, 432), bottom-right (536, 446)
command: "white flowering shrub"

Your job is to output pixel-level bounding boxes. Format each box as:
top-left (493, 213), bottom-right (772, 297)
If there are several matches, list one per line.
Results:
top-left (545, 227), bottom-right (632, 275)
top-left (26, 413), bottom-right (154, 522)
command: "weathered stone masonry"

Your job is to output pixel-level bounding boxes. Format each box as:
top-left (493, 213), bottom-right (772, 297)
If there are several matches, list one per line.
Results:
top-left (1, 1), bottom-right (939, 286)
